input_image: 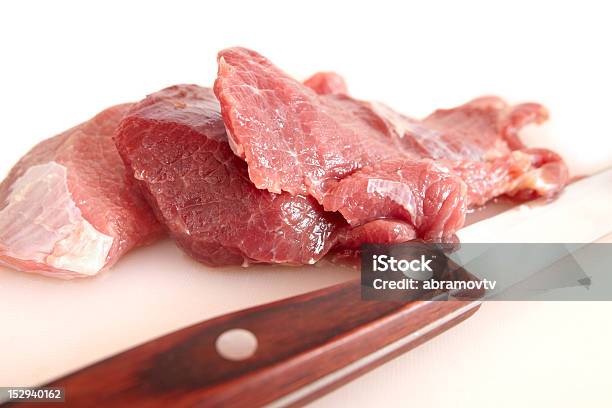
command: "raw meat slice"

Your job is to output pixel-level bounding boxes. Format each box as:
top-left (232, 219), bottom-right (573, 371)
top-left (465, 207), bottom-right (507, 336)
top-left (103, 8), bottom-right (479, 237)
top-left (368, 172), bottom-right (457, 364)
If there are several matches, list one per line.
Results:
top-left (303, 72), bottom-right (348, 95)
top-left (429, 97), bottom-right (545, 154)
top-left (366, 97), bottom-right (569, 206)
top-left (390, 96), bottom-right (548, 161)
top-left (114, 85), bottom-right (342, 266)
top-left (214, 47), bottom-right (568, 240)
top-left (321, 151), bottom-right (568, 241)
top-left (443, 148), bottom-right (568, 206)
top-left (323, 160), bottom-right (468, 240)
top-left (0, 105), bottom-right (162, 278)
top-left (215, 47), bottom-right (414, 198)
top-left (415, 97), bottom-right (568, 204)
top-left (304, 73), bottom-right (431, 245)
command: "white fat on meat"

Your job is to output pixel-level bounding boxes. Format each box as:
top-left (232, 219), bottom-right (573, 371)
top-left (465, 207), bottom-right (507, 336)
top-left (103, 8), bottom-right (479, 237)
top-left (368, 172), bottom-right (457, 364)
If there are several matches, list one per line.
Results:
top-left (0, 162), bottom-right (113, 276)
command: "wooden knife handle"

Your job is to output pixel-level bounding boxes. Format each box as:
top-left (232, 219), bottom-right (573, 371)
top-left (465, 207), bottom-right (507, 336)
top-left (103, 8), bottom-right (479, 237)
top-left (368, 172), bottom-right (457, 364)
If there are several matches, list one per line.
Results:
top-left (13, 279), bottom-right (480, 408)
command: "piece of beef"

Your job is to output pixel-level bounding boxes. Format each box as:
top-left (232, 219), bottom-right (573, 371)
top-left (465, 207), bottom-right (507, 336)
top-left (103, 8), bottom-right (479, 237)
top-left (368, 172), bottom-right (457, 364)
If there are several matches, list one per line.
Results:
top-left (114, 85), bottom-right (342, 266)
top-left (0, 105), bottom-right (163, 278)
top-left (407, 96), bottom-right (568, 204)
top-left (215, 47), bottom-right (416, 198)
top-left (214, 47), bottom-right (568, 241)
top-left (323, 160), bottom-right (467, 241)
top-left (303, 72), bottom-right (348, 95)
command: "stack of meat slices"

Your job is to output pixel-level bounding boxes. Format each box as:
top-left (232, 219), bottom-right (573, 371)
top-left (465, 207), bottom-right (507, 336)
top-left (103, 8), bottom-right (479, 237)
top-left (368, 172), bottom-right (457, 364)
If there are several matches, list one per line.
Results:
top-left (0, 47), bottom-right (569, 277)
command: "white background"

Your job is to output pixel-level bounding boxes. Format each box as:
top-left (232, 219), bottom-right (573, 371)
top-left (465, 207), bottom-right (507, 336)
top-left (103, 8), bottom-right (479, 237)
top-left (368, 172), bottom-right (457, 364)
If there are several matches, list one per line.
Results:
top-left (1, 1), bottom-right (612, 407)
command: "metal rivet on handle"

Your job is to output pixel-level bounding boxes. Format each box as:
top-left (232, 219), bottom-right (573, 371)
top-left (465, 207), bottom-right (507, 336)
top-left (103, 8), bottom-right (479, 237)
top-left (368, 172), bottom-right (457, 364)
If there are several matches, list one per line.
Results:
top-left (215, 328), bottom-right (258, 361)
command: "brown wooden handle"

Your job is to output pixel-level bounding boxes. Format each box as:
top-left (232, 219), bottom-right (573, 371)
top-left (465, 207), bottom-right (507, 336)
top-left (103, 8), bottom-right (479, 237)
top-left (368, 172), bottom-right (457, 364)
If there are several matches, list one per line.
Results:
top-left (11, 279), bottom-right (480, 408)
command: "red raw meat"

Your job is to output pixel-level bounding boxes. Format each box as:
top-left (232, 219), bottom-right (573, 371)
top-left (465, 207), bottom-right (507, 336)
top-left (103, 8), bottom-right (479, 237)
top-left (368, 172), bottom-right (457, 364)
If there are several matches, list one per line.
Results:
top-left (0, 105), bottom-right (163, 278)
top-left (323, 160), bottom-right (467, 240)
top-left (303, 72), bottom-right (348, 95)
top-left (114, 85), bottom-right (342, 266)
top-left (214, 47), bottom-right (568, 241)
top-left (337, 220), bottom-right (418, 249)
top-left (420, 98), bottom-right (567, 202)
top-left (215, 47), bottom-right (414, 198)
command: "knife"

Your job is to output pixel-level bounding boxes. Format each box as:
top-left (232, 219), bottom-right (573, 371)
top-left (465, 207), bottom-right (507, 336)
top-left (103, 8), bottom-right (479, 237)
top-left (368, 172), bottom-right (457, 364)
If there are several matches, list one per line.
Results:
top-left (4, 168), bottom-right (612, 408)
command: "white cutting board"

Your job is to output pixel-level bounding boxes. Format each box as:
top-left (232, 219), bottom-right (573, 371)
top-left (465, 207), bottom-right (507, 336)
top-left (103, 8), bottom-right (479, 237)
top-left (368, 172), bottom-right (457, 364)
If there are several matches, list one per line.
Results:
top-left (2, 168), bottom-right (612, 407)
top-left (2, 103), bottom-right (612, 405)
top-left (2, 92), bottom-right (612, 405)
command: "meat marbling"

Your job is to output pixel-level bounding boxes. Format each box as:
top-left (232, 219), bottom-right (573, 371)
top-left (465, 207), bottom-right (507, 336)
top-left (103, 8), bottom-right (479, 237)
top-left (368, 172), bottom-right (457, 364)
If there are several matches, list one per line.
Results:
top-left (0, 105), bottom-right (163, 278)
